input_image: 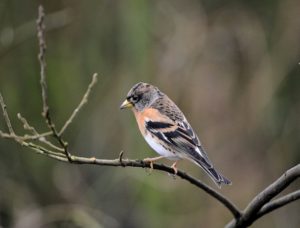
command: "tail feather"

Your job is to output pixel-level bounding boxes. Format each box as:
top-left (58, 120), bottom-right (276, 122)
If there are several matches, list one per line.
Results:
top-left (206, 165), bottom-right (231, 187)
top-left (189, 145), bottom-right (231, 188)
top-left (194, 159), bottom-right (231, 188)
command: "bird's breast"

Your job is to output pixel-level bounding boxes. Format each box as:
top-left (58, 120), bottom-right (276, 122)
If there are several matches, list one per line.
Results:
top-left (133, 108), bottom-right (165, 135)
top-left (133, 108), bottom-right (180, 160)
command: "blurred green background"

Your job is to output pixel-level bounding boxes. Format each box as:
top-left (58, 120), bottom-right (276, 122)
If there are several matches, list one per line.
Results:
top-left (1, 0), bottom-right (300, 227)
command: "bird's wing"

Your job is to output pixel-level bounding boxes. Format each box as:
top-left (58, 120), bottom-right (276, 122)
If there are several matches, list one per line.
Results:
top-left (145, 118), bottom-right (213, 168)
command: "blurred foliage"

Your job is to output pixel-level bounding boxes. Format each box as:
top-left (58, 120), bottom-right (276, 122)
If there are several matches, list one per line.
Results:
top-left (0, 0), bottom-right (300, 227)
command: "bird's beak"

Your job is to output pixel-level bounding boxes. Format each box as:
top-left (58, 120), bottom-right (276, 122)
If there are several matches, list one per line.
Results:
top-left (120, 99), bottom-right (133, 109)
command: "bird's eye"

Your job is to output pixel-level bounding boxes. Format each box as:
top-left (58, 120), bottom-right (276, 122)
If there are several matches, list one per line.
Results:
top-left (131, 95), bottom-right (139, 102)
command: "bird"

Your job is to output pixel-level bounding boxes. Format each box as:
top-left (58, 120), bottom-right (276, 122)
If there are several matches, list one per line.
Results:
top-left (120, 82), bottom-right (231, 187)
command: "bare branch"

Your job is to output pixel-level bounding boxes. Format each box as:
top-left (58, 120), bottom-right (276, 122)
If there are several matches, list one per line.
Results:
top-left (241, 164), bottom-right (300, 222)
top-left (226, 164), bottom-right (300, 227)
top-left (256, 190), bottom-right (300, 219)
top-left (36, 5), bottom-right (72, 161)
top-left (18, 147), bottom-right (241, 219)
top-left (59, 73), bottom-right (98, 136)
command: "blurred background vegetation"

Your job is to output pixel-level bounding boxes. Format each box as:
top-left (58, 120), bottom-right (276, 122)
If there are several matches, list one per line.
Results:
top-left (0, 0), bottom-right (300, 227)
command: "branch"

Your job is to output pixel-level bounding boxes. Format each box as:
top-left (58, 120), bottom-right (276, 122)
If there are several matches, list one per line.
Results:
top-left (226, 164), bottom-right (300, 227)
top-left (76, 156), bottom-right (240, 219)
top-left (244, 164), bottom-right (300, 215)
top-left (21, 140), bottom-right (245, 218)
top-left (256, 189), bottom-right (300, 219)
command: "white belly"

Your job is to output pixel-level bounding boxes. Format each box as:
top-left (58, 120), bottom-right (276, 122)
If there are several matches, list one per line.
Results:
top-left (144, 134), bottom-right (180, 160)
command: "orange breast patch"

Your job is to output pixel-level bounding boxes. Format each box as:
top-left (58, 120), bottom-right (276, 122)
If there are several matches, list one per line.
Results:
top-left (133, 108), bottom-right (169, 135)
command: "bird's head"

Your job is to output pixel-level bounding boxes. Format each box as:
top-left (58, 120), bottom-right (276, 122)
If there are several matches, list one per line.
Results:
top-left (120, 82), bottom-right (161, 112)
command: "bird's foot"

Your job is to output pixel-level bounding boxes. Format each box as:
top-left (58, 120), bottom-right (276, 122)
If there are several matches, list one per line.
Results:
top-left (143, 156), bottom-right (164, 173)
top-left (171, 161), bottom-right (178, 175)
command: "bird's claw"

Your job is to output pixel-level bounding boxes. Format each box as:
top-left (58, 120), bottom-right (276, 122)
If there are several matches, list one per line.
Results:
top-left (171, 162), bottom-right (178, 175)
top-left (143, 158), bottom-right (154, 174)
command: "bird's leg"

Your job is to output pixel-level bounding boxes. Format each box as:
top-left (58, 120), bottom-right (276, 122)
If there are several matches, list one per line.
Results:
top-left (171, 161), bottom-right (178, 174)
top-left (143, 156), bottom-right (164, 172)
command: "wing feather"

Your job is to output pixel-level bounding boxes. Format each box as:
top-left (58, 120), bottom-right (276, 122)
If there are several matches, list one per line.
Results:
top-left (145, 119), bottom-right (212, 167)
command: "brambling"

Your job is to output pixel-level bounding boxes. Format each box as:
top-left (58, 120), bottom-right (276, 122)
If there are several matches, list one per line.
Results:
top-left (120, 82), bottom-right (231, 187)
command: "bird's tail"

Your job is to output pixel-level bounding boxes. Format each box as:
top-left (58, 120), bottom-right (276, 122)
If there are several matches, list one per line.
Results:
top-left (191, 148), bottom-right (231, 188)
top-left (197, 160), bottom-right (231, 188)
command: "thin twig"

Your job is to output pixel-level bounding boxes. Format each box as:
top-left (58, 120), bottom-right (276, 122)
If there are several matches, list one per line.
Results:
top-left (119, 151), bottom-right (126, 167)
top-left (17, 113), bottom-right (39, 134)
top-left (0, 93), bottom-right (15, 135)
top-left (29, 131), bottom-right (53, 139)
top-left (0, 131), bottom-right (52, 141)
top-left (59, 73), bottom-right (98, 136)
top-left (24, 142), bottom-right (69, 162)
top-left (37, 5), bottom-right (48, 118)
top-left (39, 137), bottom-right (65, 152)
top-left (25, 142), bottom-right (66, 158)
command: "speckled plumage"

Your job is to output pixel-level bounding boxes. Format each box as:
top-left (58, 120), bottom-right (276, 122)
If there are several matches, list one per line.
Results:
top-left (120, 82), bottom-right (231, 187)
